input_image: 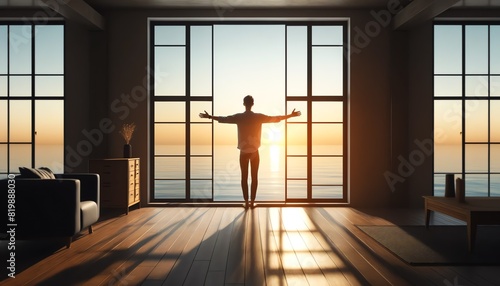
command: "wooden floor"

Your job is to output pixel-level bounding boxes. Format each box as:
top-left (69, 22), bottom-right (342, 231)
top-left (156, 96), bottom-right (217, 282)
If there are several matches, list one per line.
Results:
top-left (1, 206), bottom-right (499, 285)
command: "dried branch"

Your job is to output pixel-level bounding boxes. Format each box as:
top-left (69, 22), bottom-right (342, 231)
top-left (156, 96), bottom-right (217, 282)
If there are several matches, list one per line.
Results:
top-left (119, 122), bottom-right (136, 144)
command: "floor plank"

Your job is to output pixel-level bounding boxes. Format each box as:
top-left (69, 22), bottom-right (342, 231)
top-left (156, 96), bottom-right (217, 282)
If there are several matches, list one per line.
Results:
top-left (2, 206), bottom-right (500, 286)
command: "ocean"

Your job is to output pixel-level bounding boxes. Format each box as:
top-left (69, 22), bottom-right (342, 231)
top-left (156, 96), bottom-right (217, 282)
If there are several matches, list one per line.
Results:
top-left (2, 144), bottom-right (498, 200)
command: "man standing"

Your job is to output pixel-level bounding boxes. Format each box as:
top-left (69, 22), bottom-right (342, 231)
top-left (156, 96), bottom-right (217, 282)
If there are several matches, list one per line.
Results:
top-left (200, 95), bottom-right (301, 208)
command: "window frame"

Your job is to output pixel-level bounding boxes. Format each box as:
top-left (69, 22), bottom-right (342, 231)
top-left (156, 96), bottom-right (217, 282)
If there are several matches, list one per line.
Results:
top-left (0, 20), bottom-right (65, 178)
top-left (433, 21), bottom-right (500, 197)
top-left (150, 19), bottom-right (348, 203)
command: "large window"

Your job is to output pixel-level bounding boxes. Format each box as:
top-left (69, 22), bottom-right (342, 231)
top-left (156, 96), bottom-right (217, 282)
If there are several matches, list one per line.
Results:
top-left (150, 21), bottom-right (348, 202)
top-left (0, 22), bottom-right (64, 178)
top-left (434, 22), bottom-right (500, 197)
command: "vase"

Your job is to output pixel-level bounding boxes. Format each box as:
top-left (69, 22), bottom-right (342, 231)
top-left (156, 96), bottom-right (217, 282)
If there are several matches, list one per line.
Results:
top-left (444, 173), bottom-right (455, 197)
top-left (123, 144), bottom-right (132, 158)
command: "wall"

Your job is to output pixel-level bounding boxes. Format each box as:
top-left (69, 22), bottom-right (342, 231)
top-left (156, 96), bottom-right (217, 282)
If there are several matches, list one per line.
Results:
top-left (406, 21), bottom-right (434, 208)
top-left (102, 8), bottom-right (411, 207)
top-left (64, 21), bottom-right (92, 173)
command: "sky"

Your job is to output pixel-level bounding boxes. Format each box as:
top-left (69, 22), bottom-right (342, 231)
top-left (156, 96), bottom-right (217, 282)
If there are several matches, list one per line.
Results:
top-left (4, 23), bottom-right (499, 156)
top-left (433, 25), bottom-right (500, 145)
top-left (0, 24), bottom-right (64, 145)
top-left (154, 24), bottom-right (345, 148)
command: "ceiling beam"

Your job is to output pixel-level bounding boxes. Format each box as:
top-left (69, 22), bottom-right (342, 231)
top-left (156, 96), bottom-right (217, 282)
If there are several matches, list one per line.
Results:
top-left (393, 0), bottom-right (459, 30)
top-left (40, 0), bottom-right (105, 30)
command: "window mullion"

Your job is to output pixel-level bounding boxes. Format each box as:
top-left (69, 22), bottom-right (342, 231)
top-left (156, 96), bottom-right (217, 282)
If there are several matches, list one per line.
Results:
top-left (31, 24), bottom-right (35, 168)
top-left (307, 24), bottom-right (313, 200)
top-left (461, 24), bottom-right (466, 183)
top-left (185, 25), bottom-right (191, 200)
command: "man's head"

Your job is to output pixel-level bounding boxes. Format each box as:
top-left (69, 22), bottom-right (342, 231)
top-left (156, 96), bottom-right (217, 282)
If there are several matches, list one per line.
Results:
top-left (243, 95), bottom-right (254, 108)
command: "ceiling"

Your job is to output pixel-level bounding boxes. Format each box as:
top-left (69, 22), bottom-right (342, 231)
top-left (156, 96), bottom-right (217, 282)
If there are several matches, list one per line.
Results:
top-left (83, 0), bottom-right (500, 9)
top-left (2, 0), bottom-right (500, 10)
top-left (1, 0), bottom-right (498, 31)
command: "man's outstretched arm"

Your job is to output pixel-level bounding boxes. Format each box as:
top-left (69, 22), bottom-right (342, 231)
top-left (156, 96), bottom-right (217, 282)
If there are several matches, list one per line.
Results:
top-left (199, 110), bottom-right (234, 122)
top-left (269, 108), bottom-right (301, 122)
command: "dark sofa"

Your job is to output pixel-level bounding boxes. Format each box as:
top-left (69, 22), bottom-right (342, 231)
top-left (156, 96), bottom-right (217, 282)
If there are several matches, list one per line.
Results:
top-left (1, 173), bottom-right (100, 248)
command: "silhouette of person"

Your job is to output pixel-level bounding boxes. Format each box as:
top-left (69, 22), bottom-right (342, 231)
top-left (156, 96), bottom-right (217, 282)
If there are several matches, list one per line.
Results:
top-left (200, 95), bottom-right (301, 208)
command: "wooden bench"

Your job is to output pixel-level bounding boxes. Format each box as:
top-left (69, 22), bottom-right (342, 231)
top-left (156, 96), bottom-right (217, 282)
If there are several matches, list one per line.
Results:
top-left (423, 196), bottom-right (500, 252)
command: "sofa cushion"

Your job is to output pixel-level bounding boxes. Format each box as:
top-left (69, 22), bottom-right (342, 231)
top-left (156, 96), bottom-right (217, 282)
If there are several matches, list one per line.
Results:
top-left (39, 167), bottom-right (56, 179)
top-left (80, 201), bottom-right (99, 229)
top-left (18, 167), bottom-right (56, 179)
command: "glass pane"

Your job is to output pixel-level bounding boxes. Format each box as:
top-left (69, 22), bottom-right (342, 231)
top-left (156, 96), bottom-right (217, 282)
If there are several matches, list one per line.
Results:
top-left (191, 124), bottom-right (211, 154)
top-left (35, 25), bottom-right (63, 74)
top-left (464, 174), bottom-right (488, 196)
top-left (191, 157), bottom-right (211, 179)
top-left (492, 101), bottom-right (500, 142)
top-left (287, 156), bottom-right (307, 179)
top-left (313, 145), bottom-right (342, 157)
top-left (191, 180), bottom-right (212, 199)
top-left (312, 47), bottom-right (343, 96)
top-left (213, 145), bottom-right (241, 201)
top-left (287, 26), bottom-right (307, 97)
top-left (465, 100), bottom-right (488, 142)
top-left (434, 144), bottom-right (462, 173)
top-left (10, 100), bottom-right (31, 142)
top-left (312, 102), bottom-right (342, 122)
top-left (434, 76), bottom-right (462, 97)
top-left (155, 102), bottom-right (185, 122)
top-left (0, 26), bottom-right (6, 74)
top-left (312, 124), bottom-right (342, 155)
top-left (0, 100), bottom-right (6, 141)
top-left (191, 26), bottom-right (212, 96)
top-left (155, 26), bottom-right (185, 46)
top-left (35, 100), bottom-right (63, 171)
top-left (491, 174), bottom-right (500, 197)
top-left (10, 76), bottom-right (31, 96)
top-left (433, 174), bottom-right (446, 197)
top-left (312, 157), bottom-right (342, 185)
top-left (10, 144), bottom-right (31, 171)
top-left (35, 76), bottom-right (64, 97)
top-left (434, 100), bottom-right (462, 145)
top-left (466, 25), bottom-right (488, 75)
top-left (492, 76), bottom-right (500, 97)
top-left (312, 26), bottom-right (342, 46)
top-left (0, 144), bottom-right (6, 172)
top-left (9, 25), bottom-right (32, 74)
top-left (491, 144), bottom-right (500, 172)
top-left (287, 145), bottom-right (306, 156)
top-left (465, 144), bottom-right (488, 172)
top-left (155, 157), bottom-right (185, 179)
top-left (312, 186), bottom-right (342, 199)
top-left (465, 76), bottom-right (488, 97)
top-left (287, 101), bottom-right (307, 123)
top-left (155, 124), bottom-right (185, 155)
top-left (190, 101), bottom-right (212, 123)
top-left (491, 26), bottom-right (500, 74)
top-left (0, 76), bottom-right (6, 96)
top-left (155, 180), bottom-right (185, 199)
top-left (434, 25), bottom-right (462, 74)
top-left (287, 123), bottom-right (307, 151)
top-left (287, 180), bottom-right (307, 199)
top-left (154, 47), bottom-right (185, 96)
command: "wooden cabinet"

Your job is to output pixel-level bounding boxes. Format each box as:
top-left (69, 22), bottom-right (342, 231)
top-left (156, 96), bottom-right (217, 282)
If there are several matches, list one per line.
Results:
top-left (89, 158), bottom-right (140, 214)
